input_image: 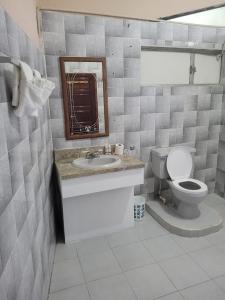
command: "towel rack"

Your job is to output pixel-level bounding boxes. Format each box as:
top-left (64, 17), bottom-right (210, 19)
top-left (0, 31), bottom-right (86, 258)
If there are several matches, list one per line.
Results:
top-left (0, 56), bottom-right (20, 66)
top-left (0, 56), bottom-right (45, 77)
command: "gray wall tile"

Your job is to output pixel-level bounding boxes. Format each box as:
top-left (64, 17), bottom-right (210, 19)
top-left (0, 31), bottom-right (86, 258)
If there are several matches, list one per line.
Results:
top-left (105, 17), bottom-right (123, 37)
top-left (42, 11), bottom-right (64, 34)
top-left (141, 21), bottom-right (157, 39)
top-left (43, 32), bottom-right (66, 56)
top-left (173, 23), bottom-right (188, 41)
top-left (123, 20), bottom-right (141, 38)
top-left (0, 7), bottom-right (55, 300)
top-left (158, 22), bottom-right (173, 40)
top-left (64, 13), bottom-right (85, 34)
top-left (65, 33), bottom-right (86, 56)
top-left (41, 10), bottom-right (225, 198)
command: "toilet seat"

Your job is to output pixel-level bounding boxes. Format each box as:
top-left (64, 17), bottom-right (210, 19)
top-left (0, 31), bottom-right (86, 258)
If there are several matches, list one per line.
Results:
top-left (171, 178), bottom-right (208, 196)
top-left (166, 147), bottom-right (208, 198)
top-left (167, 147), bottom-right (192, 180)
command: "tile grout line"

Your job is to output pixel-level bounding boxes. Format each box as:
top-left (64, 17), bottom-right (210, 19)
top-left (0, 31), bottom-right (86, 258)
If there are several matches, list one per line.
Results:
top-left (185, 243), bottom-right (225, 279)
top-left (110, 242), bottom-right (139, 300)
top-left (74, 244), bottom-right (92, 299)
top-left (49, 213), bottom-right (225, 298)
top-left (177, 278), bottom-right (225, 295)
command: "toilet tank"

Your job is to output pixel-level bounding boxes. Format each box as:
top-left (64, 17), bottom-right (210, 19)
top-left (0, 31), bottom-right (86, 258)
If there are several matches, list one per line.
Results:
top-left (151, 148), bottom-right (170, 179)
top-left (151, 146), bottom-right (196, 179)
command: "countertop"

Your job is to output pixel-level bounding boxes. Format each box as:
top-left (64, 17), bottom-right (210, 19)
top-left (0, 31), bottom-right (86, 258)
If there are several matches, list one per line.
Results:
top-left (55, 154), bottom-right (145, 180)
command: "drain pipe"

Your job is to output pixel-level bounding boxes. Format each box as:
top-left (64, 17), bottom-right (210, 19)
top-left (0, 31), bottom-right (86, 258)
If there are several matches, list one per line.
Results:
top-left (158, 179), bottom-right (167, 205)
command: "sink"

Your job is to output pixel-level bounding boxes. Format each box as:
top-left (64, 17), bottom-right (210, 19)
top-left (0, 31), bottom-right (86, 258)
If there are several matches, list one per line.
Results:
top-left (72, 155), bottom-right (121, 169)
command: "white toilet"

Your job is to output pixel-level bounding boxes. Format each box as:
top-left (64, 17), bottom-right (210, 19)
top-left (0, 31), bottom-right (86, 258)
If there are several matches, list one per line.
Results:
top-left (152, 146), bottom-right (208, 219)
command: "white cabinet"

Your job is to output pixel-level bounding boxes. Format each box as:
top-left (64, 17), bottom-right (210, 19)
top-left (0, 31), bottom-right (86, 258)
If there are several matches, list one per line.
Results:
top-left (59, 168), bottom-right (144, 243)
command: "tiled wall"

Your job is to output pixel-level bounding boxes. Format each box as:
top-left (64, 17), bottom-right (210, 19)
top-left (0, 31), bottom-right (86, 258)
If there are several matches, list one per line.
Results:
top-left (0, 7), bottom-right (55, 300)
top-left (216, 94), bottom-right (225, 197)
top-left (41, 10), bottom-right (225, 195)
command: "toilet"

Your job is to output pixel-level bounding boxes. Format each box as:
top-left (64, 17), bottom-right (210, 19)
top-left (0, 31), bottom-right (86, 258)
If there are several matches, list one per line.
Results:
top-left (151, 146), bottom-right (208, 219)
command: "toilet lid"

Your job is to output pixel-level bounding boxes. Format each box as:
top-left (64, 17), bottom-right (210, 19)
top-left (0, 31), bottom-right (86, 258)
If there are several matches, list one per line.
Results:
top-left (167, 147), bottom-right (193, 180)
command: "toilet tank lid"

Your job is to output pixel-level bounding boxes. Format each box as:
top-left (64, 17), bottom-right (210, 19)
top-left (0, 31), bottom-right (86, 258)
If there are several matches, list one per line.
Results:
top-left (167, 147), bottom-right (193, 180)
top-left (151, 146), bottom-right (195, 158)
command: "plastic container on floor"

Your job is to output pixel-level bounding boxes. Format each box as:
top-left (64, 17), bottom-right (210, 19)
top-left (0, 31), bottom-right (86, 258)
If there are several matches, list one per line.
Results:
top-left (134, 195), bottom-right (145, 221)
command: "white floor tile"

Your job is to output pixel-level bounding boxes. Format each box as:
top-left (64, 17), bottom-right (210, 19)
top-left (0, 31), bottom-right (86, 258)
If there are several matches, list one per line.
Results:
top-left (79, 249), bottom-right (121, 282)
top-left (160, 254), bottom-right (209, 290)
top-left (107, 228), bottom-right (139, 248)
top-left (54, 243), bottom-right (76, 262)
top-left (135, 218), bottom-right (167, 240)
top-left (87, 274), bottom-right (137, 300)
top-left (156, 292), bottom-right (184, 300)
top-left (48, 284), bottom-right (90, 300)
top-left (50, 259), bottom-right (85, 293)
top-left (204, 193), bottom-right (225, 207)
top-left (75, 236), bottom-right (110, 257)
top-left (125, 264), bottom-right (176, 300)
top-left (213, 204), bottom-right (225, 219)
top-left (170, 234), bottom-right (211, 253)
top-left (135, 213), bottom-right (156, 224)
top-left (180, 280), bottom-right (225, 300)
top-left (143, 235), bottom-right (184, 262)
top-left (205, 228), bottom-right (225, 246)
top-left (113, 241), bottom-right (154, 271)
top-left (189, 245), bottom-right (225, 278)
top-left (214, 274), bottom-right (225, 291)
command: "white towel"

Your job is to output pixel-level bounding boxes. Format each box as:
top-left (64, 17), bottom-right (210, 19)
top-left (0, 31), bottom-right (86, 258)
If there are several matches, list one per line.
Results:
top-left (12, 61), bottom-right (55, 117)
top-left (32, 69), bottom-right (55, 106)
top-left (11, 64), bottom-right (20, 107)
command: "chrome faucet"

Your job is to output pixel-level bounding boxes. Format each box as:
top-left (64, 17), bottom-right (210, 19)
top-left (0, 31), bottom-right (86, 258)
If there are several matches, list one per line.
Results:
top-left (85, 151), bottom-right (100, 159)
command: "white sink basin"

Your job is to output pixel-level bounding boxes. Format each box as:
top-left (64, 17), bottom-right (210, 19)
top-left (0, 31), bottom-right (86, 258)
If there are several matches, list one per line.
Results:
top-left (73, 155), bottom-right (121, 169)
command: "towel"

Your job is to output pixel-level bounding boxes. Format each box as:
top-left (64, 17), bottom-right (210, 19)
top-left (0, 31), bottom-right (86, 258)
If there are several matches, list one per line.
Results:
top-left (32, 69), bottom-right (55, 106)
top-left (11, 64), bottom-right (20, 107)
top-left (12, 61), bottom-right (55, 117)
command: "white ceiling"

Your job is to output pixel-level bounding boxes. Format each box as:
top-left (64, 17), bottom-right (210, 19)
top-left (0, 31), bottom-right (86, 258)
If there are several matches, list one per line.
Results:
top-left (38, 0), bottom-right (225, 21)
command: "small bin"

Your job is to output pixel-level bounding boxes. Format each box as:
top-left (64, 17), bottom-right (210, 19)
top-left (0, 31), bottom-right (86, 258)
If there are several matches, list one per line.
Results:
top-left (134, 195), bottom-right (145, 221)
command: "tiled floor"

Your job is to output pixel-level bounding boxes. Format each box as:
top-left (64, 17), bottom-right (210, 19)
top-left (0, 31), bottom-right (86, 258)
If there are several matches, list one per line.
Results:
top-left (48, 193), bottom-right (225, 300)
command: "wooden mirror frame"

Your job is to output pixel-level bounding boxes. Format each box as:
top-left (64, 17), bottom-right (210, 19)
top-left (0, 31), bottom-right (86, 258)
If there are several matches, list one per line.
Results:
top-left (59, 57), bottom-right (109, 140)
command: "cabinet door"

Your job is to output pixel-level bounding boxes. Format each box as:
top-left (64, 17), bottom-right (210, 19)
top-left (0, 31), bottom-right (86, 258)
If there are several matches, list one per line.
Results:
top-left (141, 50), bottom-right (190, 85)
top-left (194, 54), bottom-right (221, 84)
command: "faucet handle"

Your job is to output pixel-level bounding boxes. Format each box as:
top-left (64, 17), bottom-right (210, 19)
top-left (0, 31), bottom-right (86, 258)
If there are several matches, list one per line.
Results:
top-left (85, 151), bottom-right (92, 159)
top-left (81, 150), bottom-right (89, 157)
top-left (97, 149), bottom-right (103, 155)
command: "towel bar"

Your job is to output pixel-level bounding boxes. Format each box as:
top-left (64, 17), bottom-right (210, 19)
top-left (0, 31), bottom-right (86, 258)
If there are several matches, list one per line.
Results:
top-left (0, 56), bottom-right (20, 66)
top-left (0, 56), bottom-right (44, 77)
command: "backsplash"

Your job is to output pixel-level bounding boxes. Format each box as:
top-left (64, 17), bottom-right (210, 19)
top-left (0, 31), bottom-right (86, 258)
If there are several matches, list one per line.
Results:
top-left (54, 145), bottom-right (115, 161)
top-left (0, 7), bottom-right (55, 300)
top-left (41, 10), bottom-right (225, 195)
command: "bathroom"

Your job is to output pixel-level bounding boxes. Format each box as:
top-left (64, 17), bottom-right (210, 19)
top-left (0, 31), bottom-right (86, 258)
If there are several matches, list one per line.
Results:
top-left (1, 0), bottom-right (225, 299)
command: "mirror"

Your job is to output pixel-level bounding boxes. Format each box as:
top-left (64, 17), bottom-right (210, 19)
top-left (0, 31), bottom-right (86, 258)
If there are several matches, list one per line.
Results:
top-left (59, 57), bottom-right (109, 139)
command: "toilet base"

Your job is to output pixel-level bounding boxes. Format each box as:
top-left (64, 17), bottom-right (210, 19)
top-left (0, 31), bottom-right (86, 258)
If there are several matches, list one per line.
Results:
top-left (175, 200), bottom-right (200, 219)
top-left (146, 194), bottom-right (223, 237)
top-left (162, 189), bottom-right (202, 219)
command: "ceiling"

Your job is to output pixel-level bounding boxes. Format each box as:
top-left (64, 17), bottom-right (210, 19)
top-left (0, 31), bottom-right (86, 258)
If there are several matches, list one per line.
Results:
top-left (38, 0), bottom-right (225, 21)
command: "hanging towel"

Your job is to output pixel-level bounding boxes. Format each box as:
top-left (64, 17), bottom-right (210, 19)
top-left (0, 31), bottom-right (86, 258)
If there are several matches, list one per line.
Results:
top-left (12, 61), bottom-right (55, 117)
top-left (32, 69), bottom-right (55, 106)
top-left (11, 64), bottom-right (20, 107)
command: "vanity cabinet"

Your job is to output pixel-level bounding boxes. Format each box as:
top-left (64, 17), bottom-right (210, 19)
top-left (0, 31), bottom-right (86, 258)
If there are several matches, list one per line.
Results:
top-left (57, 165), bottom-right (144, 243)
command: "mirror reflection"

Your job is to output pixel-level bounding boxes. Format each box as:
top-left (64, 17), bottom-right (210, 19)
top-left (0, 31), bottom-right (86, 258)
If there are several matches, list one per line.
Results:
top-left (59, 57), bottom-right (109, 140)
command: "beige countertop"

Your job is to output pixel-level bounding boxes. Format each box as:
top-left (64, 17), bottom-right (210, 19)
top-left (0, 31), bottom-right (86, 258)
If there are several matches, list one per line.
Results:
top-left (55, 154), bottom-right (145, 180)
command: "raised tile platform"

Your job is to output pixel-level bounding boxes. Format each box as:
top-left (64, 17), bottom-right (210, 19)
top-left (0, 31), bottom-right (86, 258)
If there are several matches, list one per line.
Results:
top-left (146, 193), bottom-right (224, 237)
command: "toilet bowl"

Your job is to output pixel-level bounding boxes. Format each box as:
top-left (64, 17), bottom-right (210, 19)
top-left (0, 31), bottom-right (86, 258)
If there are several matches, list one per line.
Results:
top-left (166, 147), bottom-right (208, 219)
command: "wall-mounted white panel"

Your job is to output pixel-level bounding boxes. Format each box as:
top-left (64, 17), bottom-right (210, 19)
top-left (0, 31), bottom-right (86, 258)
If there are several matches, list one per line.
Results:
top-left (171, 7), bottom-right (225, 26)
top-left (141, 51), bottom-right (190, 85)
top-left (194, 54), bottom-right (221, 84)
